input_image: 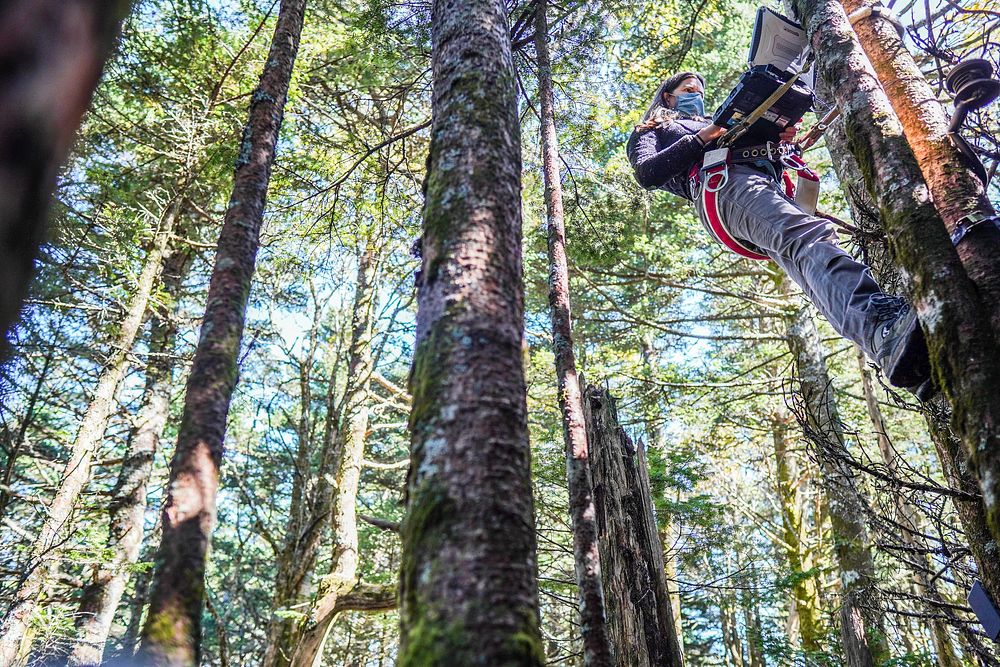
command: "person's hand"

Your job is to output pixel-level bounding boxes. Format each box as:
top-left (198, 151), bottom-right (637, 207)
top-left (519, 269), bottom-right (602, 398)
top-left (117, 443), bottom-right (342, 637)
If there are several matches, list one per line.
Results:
top-left (697, 123), bottom-right (727, 144)
top-left (779, 122), bottom-right (800, 144)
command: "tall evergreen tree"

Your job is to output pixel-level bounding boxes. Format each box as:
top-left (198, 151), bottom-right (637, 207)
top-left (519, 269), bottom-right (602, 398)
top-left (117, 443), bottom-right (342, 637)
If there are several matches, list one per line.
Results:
top-left (135, 0), bottom-right (307, 661)
top-left (398, 0), bottom-right (544, 659)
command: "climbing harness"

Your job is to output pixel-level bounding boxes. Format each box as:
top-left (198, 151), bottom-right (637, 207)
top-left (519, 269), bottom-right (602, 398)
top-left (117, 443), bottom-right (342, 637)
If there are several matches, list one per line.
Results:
top-left (692, 148), bottom-right (770, 261)
top-left (690, 142), bottom-right (821, 261)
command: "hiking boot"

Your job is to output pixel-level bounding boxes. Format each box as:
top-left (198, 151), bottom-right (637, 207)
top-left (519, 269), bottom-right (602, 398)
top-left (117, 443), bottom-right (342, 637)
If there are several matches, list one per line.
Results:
top-left (870, 298), bottom-right (931, 390)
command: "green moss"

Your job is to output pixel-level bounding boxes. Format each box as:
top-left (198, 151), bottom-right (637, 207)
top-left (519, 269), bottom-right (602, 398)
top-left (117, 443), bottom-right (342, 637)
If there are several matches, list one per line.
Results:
top-left (399, 481), bottom-right (462, 666)
top-left (399, 616), bottom-right (465, 666)
top-left (407, 323), bottom-right (451, 435)
top-left (501, 606), bottom-right (546, 666)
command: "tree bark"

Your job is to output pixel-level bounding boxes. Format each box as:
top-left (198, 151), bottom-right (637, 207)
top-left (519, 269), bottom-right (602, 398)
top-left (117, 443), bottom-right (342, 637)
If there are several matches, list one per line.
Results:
top-left (398, 0), bottom-right (543, 657)
top-left (781, 277), bottom-right (890, 666)
top-left (583, 386), bottom-right (684, 667)
top-left (792, 0), bottom-right (1000, 553)
top-left (534, 4), bottom-right (613, 664)
top-left (841, 0), bottom-right (1000, 327)
top-left (287, 249), bottom-right (379, 667)
top-left (65, 248), bottom-right (190, 666)
top-left (771, 409), bottom-right (823, 653)
top-left (0, 0), bottom-right (133, 354)
top-left (841, 0), bottom-right (1000, 548)
top-left (811, 46), bottom-right (1000, 630)
top-left (0, 212), bottom-right (175, 667)
top-left (134, 0), bottom-right (306, 663)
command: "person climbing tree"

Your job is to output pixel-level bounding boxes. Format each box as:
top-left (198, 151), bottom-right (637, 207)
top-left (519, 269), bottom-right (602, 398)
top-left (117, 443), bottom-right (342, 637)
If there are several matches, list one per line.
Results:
top-left (626, 72), bottom-right (934, 396)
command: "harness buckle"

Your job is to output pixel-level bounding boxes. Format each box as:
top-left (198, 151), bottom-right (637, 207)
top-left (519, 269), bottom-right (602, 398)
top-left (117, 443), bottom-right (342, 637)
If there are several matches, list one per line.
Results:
top-left (705, 169), bottom-right (729, 192)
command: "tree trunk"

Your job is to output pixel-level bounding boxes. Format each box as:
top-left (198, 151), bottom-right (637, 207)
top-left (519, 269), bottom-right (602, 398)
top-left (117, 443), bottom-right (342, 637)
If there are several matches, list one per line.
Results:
top-left (841, 0), bottom-right (1000, 327)
top-left (0, 213), bottom-right (175, 667)
top-left (781, 277), bottom-right (890, 666)
top-left (66, 248), bottom-right (191, 666)
top-left (0, 0), bottom-right (132, 353)
top-left (841, 0), bottom-right (1000, 550)
top-left (534, 4), bottom-right (613, 664)
top-left (810, 44), bottom-right (1000, 626)
top-left (771, 409), bottom-right (823, 653)
top-left (398, 0), bottom-right (543, 657)
top-left (135, 0), bottom-right (306, 663)
top-left (287, 249), bottom-right (379, 667)
top-left (792, 0), bottom-right (1000, 552)
top-left (583, 386), bottom-right (684, 667)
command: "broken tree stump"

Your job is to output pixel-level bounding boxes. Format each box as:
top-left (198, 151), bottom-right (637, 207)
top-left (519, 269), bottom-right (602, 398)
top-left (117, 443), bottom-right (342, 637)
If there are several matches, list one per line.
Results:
top-left (583, 385), bottom-right (684, 667)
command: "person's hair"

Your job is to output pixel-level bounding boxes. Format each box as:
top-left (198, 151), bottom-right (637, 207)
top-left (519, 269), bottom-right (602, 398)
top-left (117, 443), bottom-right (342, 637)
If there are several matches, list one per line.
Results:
top-left (634, 72), bottom-right (707, 132)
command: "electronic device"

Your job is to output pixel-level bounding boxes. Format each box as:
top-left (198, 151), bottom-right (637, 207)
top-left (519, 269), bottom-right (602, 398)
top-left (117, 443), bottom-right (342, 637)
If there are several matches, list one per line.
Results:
top-left (712, 8), bottom-right (816, 146)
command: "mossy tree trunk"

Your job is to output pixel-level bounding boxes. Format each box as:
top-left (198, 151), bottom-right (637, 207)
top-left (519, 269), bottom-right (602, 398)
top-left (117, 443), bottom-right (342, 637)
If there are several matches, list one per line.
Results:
top-left (811, 48), bottom-right (1000, 624)
top-left (66, 247), bottom-right (192, 666)
top-left (583, 387), bottom-right (684, 667)
top-left (780, 277), bottom-right (890, 666)
top-left (0, 209), bottom-right (176, 667)
top-left (841, 0), bottom-right (1000, 322)
top-left (841, 0), bottom-right (1000, 549)
top-left (771, 409), bottom-right (824, 653)
top-left (287, 248), bottom-right (380, 667)
top-left (398, 0), bottom-right (543, 658)
top-left (535, 3), bottom-right (613, 664)
top-left (134, 0), bottom-right (306, 662)
top-left (792, 0), bottom-right (1000, 553)
top-left (0, 0), bottom-right (133, 354)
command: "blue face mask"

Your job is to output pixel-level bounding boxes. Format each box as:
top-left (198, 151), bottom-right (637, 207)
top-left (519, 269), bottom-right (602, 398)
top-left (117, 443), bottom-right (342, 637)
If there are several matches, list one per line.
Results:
top-left (674, 92), bottom-right (705, 116)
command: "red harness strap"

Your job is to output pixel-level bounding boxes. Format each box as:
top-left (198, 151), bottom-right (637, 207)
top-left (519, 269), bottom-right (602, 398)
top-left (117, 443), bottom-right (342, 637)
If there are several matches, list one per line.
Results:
top-left (695, 161), bottom-right (771, 261)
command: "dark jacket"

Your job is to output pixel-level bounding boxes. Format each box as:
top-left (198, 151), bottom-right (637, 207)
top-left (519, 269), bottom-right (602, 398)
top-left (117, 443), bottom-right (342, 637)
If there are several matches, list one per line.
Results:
top-left (626, 116), bottom-right (712, 201)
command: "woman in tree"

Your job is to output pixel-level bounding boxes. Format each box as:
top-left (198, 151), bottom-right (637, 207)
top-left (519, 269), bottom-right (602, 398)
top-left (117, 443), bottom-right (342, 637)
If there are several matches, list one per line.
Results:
top-left (626, 72), bottom-right (933, 396)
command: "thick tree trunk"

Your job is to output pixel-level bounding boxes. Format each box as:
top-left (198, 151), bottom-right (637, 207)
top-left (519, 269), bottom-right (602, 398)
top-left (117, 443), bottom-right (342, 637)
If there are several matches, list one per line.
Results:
top-left (771, 409), bottom-right (823, 653)
top-left (584, 387), bottom-right (684, 667)
top-left (792, 0), bottom-right (1000, 552)
top-left (135, 0), bottom-right (306, 663)
top-left (534, 5), bottom-right (613, 664)
top-left (841, 0), bottom-right (1000, 325)
top-left (287, 249), bottom-right (379, 667)
top-left (781, 278), bottom-right (890, 666)
top-left (841, 0), bottom-right (1000, 548)
top-left (812, 51), bottom-right (1000, 626)
top-left (66, 248), bottom-right (190, 666)
top-left (0, 215), bottom-right (174, 667)
top-left (398, 0), bottom-right (543, 657)
top-left (0, 0), bottom-right (132, 353)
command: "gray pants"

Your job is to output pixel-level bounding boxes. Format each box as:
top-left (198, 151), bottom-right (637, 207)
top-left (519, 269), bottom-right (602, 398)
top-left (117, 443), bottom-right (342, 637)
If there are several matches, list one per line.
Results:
top-left (694, 164), bottom-right (885, 359)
